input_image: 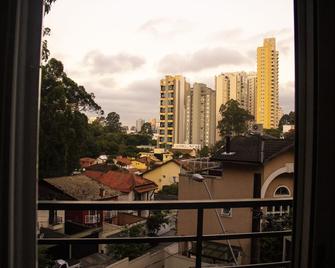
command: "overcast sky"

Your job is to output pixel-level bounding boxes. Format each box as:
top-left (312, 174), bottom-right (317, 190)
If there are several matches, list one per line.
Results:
top-left (44, 0), bottom-right (295, 126)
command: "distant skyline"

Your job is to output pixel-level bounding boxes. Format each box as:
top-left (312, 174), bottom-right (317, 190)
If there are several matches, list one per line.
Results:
top-left (44, 0), bottom-right (295, 126)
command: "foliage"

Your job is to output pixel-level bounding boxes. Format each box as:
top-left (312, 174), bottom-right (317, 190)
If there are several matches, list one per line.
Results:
top-left (106, 112), bottom-right (122, 132)
top-left (39, 58), bottom-right (103, 178)
top-left (278, 111), bottom-right (295, 131)
top-left (108, 225), bottom-right (150, 261)
top-left (217, 100), bottom-right (254, 137)
top-left (38, 247), bottom-right (53, 268)
top-left (159, 183), bottom-right (178, 196)
top-left (199, 146), bottom-right (210, 157)
top-left (260, 212), bottom-right (293, 263)
top-left (146, 211), bottom-right (169, 236)
top-left (263, 128), bottom-right (282, 138)
top-left (140, 122), bottom-right (153, 137)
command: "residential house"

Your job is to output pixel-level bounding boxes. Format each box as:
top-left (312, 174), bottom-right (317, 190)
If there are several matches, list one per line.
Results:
top-left (177, 135), bottom-right (294, 265)
top-left (141, 159), bottom-right (184, 191)
top-left (114, 156), bottom-right (133, 169)
top-left (39, 175), bottom-right (121, 229)
top-left (79, 157), bottom-right (97, 168)
top-left (85, 169), bottom-right (157, 217)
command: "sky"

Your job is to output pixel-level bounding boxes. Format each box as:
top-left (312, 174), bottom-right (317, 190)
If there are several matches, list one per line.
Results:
top-left (44, 0), bottom-right (295, 126)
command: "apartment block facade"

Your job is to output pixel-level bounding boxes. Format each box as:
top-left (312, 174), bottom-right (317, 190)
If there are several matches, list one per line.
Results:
top-left (215, 72), bottom-right (257, 141)
top-left (185, 83), bottom-right (216, 147)
top-left (159, 75), bottom-right (190, 148)
top-left (256, 38), bottom-right (280, 129)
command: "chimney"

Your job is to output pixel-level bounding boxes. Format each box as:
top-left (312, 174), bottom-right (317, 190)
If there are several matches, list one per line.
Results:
top-left (99, 187), bottom-right (105, 198)
top-left (222, 135), bottom-right (235, 155)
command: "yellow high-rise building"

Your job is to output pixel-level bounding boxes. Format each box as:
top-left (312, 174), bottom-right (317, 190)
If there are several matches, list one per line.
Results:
top-left (158, 75), bottom-right (189, 148)
top-left (256, 38), bottom-right (280, 129)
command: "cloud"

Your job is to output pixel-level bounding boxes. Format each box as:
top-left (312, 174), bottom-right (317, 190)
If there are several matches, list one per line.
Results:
top-left (138, 17), bottom-right (191, 36)
top-left (85, 78), bottom-right (160, 126)
top-left (83, 50), bottom-right (145, 74)
top-left (210, 28), bottom-right (244, 42)
top-left (280, 80), bottom-right (295, 113)
top-left (157, 47), bottom-right (252, 73)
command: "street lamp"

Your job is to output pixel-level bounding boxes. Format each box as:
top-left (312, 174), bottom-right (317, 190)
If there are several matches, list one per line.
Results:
top-left (191, 173), bottom-right (239, 265)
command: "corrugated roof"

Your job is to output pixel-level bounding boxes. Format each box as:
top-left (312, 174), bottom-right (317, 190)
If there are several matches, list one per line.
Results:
top-left (43, 175), bottom-right (121, 200)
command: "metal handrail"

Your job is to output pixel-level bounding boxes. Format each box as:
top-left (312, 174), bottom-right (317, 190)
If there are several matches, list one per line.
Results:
top-left (37, 198), bottom-right (293, 268)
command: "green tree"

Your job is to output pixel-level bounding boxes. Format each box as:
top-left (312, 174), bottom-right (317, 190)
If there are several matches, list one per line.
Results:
top-left (38, 247), bottom-right (53, 268)
top-left (140, 122), bottom-right (153, 137)
top-left (146, 211), bottom-right (169, 236)
top-left (217, 100), bottom-right (254, 137)
top-left (278, 111), bottom-right (295, 131)
top-left (108, 225), bottom-right (150, 260)
top-left (106, 112), bottom-right (122, 132)
top-left (39, 58), bottom-right (102, 178)
top-left (263, 128), bottom-right (282, 138)
top-left (260, 213), bottom-right (293, 263)
top-left (159, 184), bottom-right (178, 196)
top-left (199, 146), bottom-right (210, 157)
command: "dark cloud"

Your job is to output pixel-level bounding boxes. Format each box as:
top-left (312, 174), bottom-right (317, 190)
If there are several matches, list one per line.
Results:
top-left (280, 80), bottom-right (295, 113)
top-left (157, 47), bottom-right (252, 73)
top-left (85, 78), bottom-right (159, 126)
top-left (83, 50), bottom-right (145, 74)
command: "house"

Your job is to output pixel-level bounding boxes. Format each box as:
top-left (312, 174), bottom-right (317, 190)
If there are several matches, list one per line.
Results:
top-left (114, 155), bottom-right (133, 169)
top-left (39, 175), bottom-right (120, 229)
top-left (141, 159), bottom-right (185, 191)
top-left (79, 157), bottom-right (97, 168)
top-left (85, 170), bottom-right (157, 217)
top-left (177, 135), bottom-right (294, 265)
top-left (130, 158), bottom-right (148, 171)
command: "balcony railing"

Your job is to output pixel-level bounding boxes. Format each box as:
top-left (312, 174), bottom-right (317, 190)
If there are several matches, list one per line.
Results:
top-left (38, 198), bottom-right (293, 268)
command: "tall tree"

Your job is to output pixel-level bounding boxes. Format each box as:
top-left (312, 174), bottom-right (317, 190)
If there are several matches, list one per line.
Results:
top-left (278, 111), bottom-right (295, 131)
top-left (140, 122), bottom-right (153, 137)
top-left (39, 58), bottom-right (102, 178)
top-left (217, 99), bottom-right (254, 137)
top-left (106, 112), bottom-right (122, 132)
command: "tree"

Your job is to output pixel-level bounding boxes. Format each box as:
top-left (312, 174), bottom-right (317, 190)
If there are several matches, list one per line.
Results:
top-left (39, 58), bottom-right (102, 178)
top-left (260, 212), bottom-right (293, 263)
top-left (199, 146), bottom-right (210, 157)
top-left (217, 100), bottom-right (254, 137)
top-left (140, 122), bottom-right (153, 137)
top-left (278, 111), bottom-right (295, 131)
top-left (108, 225), bottom-right (150, 260)
top-left (106, 112), bottom-right (122, 132)
top-left (263, 128), bottom-right (282, 138)
top-left (146, 211), bottom-right (169, 236)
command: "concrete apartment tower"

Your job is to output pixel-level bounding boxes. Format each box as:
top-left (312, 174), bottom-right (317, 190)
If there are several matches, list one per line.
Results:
top-left (215, 72), bottom-right (255, 141)
top-left (158, 75), bottom-right (190, 148)
top-left (136, 118), bottom-right (145, 132)
top-left (185, 83), bottom-right (216, 147)
top-left (246, 72), bottom-right (257, 117)
top-left (256, 38), bottom-right (280, 129)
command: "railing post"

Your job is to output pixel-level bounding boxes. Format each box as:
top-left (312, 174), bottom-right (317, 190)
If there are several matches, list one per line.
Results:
top-left (196, 208), bottom-right (204, 268)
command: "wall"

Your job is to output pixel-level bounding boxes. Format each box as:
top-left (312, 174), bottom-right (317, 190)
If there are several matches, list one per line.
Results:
top-left (143, 161), bottom-right (180, 191)
top-left (177, 167), bottom-right (256, 264)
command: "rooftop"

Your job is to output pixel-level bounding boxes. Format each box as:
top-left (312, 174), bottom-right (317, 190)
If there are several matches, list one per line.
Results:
top-left (211, 135), bottom-right (294, 165)
top-left (43, 175), bottom-right (121, 200)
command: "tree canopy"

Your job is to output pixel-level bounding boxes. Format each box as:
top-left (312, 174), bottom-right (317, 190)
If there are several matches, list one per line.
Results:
top-left (39, 58), bottom-right (102, 178)
top-left (106, 112), bottom-right (122, 132)
top-left (140, 122), bottom-right (153, 137)
top-left (217, 100), bottom-right (254, 137)
top-left (278, 111), bottom-right (295, 131)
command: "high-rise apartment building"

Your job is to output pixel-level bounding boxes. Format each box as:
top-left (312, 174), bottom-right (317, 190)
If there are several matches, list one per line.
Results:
top-left (136, 118), bottom-right (145, 132)
top-left (215, 72), bottom-right (256, 140)
top-left (256, 38), bottom-right (280, 129)
top-left (185, 83), bottom-right (216, 147)
top-left (246, 72), bottom-right (257, 117)
top-left (158, 75), bottom-right (190, 148)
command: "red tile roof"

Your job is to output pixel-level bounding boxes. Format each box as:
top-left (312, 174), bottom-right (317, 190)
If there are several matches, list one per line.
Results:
top-left (85, 170), bottom-right (157, 193)
top-left (115, 156), bottom-right (132, 166)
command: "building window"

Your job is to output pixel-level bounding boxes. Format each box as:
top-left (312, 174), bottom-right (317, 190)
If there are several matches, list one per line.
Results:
top-left (274, 186), bottom-right (291, 197)
top-left (220, 208), bottom-right (232, 217)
